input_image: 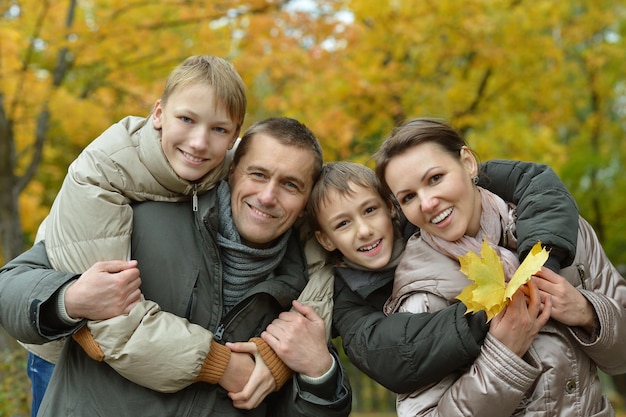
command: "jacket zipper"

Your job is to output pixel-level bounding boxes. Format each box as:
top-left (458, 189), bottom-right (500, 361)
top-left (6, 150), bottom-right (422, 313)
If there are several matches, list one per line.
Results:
top-left (192, 184), bottom-right (198, 212)
top-left (213, 296), bottom-right (256, 342)
top-left (577, 264), bottom-right (586, 289)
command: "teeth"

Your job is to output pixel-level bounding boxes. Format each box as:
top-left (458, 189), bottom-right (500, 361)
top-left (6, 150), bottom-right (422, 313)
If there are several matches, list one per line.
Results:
top-left (432, 208), bottom-right (453, 224)
top-left (252, 207), bottom-right (272, 218)
top-left (358, 239), bottom-right (381, 252)
top-left (183, 151), bottom-right (204, 163)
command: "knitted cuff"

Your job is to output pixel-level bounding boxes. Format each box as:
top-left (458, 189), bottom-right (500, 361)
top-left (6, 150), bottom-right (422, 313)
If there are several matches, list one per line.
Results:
top-left (58, 281), bottom-right (83, 325)
top-left (250, 337), bottom-right (293, 391)
top-left (72, 325), bottom-right (105, 361)
top-left (194, 340), bottom-right (232, 385)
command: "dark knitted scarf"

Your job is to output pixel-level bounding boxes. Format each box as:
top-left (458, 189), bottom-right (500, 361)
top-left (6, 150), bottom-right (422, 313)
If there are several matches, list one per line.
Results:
top-left (216, 182), bottom-right (290, 314)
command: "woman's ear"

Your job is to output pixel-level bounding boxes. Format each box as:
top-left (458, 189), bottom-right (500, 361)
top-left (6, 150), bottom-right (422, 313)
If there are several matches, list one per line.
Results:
top-left (315, 230), bottom-right (337, 252)
top-left (460, 146), bottom-right (478, 177)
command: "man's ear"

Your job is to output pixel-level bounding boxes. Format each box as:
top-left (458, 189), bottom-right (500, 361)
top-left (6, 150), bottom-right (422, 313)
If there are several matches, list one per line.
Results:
top-left (227, 161), bottom-right (235, 183)
top-left (315, 230), bottom-right (337, 252)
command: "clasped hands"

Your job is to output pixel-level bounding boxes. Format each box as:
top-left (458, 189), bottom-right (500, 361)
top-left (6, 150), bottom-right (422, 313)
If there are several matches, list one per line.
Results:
top-left (220, 300), bottom-right (333, 410)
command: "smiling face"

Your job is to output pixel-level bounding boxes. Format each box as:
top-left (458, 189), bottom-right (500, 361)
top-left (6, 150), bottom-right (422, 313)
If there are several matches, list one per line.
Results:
top-left (153, 82), bottom-right (239, 182)
top-left (228, 134), bottom-right (316, 248)
top-left (314, 183), bottom-right (395, 270)
top-left (384, 142), bottom-right (482, 241)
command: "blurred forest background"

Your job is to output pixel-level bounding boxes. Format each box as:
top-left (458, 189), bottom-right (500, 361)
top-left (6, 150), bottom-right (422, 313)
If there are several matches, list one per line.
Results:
top-left (1, 0), bottom-right (626, 415)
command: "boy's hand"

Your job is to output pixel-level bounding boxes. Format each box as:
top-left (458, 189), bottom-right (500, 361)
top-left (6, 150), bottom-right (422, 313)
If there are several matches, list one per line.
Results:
top-left (226, 341), bottom-right (275, 409)
top-left (218, 351), bottom-right (255, 393)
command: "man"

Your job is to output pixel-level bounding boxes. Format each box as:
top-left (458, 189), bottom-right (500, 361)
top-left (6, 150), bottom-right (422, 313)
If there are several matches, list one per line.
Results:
top-left (0, 117), bottom-right (351, 417)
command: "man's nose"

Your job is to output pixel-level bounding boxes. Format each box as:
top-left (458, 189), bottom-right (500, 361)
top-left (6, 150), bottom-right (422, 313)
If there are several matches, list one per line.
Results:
top-left (258, 182), bottom-right (278, 205)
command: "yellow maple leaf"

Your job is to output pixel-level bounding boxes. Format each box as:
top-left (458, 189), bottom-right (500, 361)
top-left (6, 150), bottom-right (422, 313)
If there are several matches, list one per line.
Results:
top-left (456, 241), bottom-right (549, 321)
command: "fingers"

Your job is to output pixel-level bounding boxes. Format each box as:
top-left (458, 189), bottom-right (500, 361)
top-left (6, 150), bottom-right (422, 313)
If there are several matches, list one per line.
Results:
top-left (68, 260), bottom-right (143, 320)
top-left (289, 300), bottom-right (323, 325)
top-left (290, 300), bottom-right (312, 317)
top-left (227, 345), bottom-right (275, 410)
top-left (98, 259), bottom-right (138, 273)
top-left (526, 279), bottom-right (551, 327)
top-left (533, 266), bottom-right (562, 283)
top-left (526, 279), bottom-right (541, 309)
top-left (226, 341), bottom-right (258, 355)
top-left (537, 291), bottom-right (552, 326)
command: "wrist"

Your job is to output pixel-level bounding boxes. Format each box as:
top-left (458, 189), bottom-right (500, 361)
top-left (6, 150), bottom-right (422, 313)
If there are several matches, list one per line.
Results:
top-left (250, 337), bottom-right (293, 390)
top-left (579, 302), bottom-right (597, 335)
top-left (195, 340), bottom-right (232, 385)
top-left (298, 354), bottom-right (336, 384)
top-left (59, 280), bottom-right (82, 324)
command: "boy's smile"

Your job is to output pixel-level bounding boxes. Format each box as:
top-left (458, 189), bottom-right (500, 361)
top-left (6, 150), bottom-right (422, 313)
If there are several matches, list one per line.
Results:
top-left (153, 82), bottom-right (238, 182)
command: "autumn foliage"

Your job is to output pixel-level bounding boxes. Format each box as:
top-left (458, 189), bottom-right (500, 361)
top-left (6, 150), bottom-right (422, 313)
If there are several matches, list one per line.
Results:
top-left (1, 0), bottom-right (626, 411)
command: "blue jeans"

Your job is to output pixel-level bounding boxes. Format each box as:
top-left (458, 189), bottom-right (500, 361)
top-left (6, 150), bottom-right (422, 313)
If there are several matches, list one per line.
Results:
top-left (26, 353), bottom-right (54, 417)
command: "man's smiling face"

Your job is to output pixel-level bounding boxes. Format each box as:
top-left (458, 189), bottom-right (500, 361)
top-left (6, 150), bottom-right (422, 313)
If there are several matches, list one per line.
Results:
top-left (229, 134), bottom-right (316, 248)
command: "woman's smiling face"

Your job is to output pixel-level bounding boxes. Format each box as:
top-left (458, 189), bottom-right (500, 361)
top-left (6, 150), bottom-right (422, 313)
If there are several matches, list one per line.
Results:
top-left (384, 142), bottom-right (482, 241)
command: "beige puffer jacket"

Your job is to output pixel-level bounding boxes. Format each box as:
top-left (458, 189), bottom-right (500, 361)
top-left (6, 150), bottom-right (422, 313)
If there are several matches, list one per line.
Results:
top-left (23, 115), bottom-right (233, 364)
top-left (45, 115), bottom-right (231, 272)
top-left (385, 216), bottom-right (626, 417)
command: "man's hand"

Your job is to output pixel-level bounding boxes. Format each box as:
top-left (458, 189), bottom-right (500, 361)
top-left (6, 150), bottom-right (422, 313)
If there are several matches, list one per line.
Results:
top-left (261, 300), bottom-right (332, 378)
top-left (226, 341), bottom-right (276, 409)
top-left (64, 260), bottom-right (142, 320)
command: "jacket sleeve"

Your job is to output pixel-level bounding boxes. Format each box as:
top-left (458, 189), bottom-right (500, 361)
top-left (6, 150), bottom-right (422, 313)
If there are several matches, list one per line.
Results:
top-left (565, 217), bottom-right (626, 375)
top-left (72, 300), bottom-right (227, 393)
top-left (478, 159), bottom-right (578, 270)
top-left (0, 242), bottom-right (81, 343)
top-left (298, 225), bottom-right (335, 341)
top-left (395, 334), bottom-right (541, 417)
top-left (332, 276), bottom-right (488, 393)
top-left (267, 345), bottom-right (352, 417)
top-left (45, 146), bottom-right (133, 273)
top-left (73, 302), bottom-right (294, 393)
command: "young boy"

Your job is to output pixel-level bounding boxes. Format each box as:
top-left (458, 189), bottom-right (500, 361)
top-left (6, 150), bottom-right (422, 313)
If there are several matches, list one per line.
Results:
top-left (44, 54), bottom-right (246, 273)
top-left (306, 161), bottom-right (405, 312)
top-left (24, 55), bottom-right (247, 415)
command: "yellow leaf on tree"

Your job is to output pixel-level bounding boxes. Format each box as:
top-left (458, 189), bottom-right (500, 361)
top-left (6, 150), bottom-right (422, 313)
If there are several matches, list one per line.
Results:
top-left (456, 241), bottom-right (549, 321)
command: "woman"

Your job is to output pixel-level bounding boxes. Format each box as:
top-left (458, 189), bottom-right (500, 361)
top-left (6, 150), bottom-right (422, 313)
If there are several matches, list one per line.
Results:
top-left (375, 118), bottom-right (626, 417)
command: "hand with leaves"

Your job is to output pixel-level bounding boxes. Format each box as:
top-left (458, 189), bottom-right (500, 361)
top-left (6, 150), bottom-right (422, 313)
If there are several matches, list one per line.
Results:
top-left (488, 279), bottom-right (552, 357)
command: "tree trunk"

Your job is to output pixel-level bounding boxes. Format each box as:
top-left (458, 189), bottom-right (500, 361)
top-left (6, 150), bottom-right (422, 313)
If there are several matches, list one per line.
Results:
top-left (0, 94), bottom-right (25, 264)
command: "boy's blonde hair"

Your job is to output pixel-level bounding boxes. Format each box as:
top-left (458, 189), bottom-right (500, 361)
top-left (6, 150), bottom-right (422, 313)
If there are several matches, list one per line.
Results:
top-left (307, 161), bottom-right (392, 232)
top-left (160, 55), bottom-right (247, 128)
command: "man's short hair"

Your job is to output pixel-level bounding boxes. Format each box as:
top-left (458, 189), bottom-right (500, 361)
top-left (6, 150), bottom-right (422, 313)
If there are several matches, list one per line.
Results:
top-left (234, 117), bottom-right (323, 184)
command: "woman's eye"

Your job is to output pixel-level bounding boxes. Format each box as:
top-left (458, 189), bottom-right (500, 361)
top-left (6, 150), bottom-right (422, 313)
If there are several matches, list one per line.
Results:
top-left (401, 193), bottom-right (415, 204)
top-left (429, 173), bottom-right (443, 184)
